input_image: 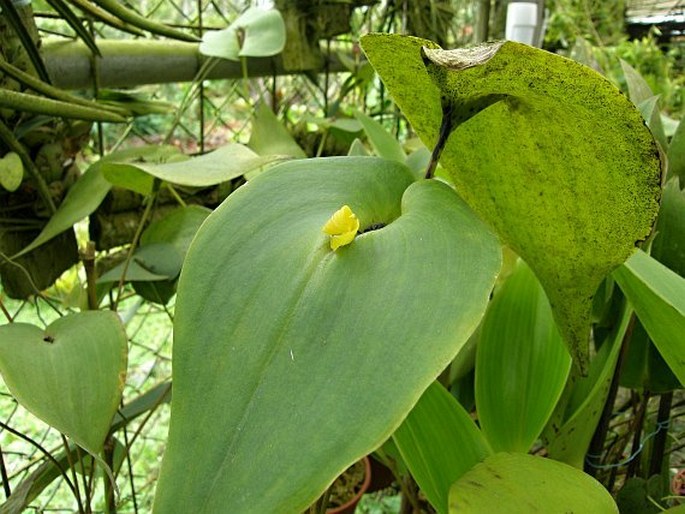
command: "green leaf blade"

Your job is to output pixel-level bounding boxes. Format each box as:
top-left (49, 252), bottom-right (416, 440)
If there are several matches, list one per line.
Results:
top-left (393, 382), bottom-right (492, 514)
top-left (361, 35), bottom-right (662, 373)
top-left (613, 250), bottom-right (685, 384)
top-left (153, 157), bottom-right (501, 513)
top-left (476, 260), bottom-right (571, 453)
top-left (0, 311), bottom-right (127, 455)
top-left (448, 453), bottom-right (618, 513)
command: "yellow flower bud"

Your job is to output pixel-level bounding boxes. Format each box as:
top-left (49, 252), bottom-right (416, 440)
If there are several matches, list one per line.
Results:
top-left (322, 205), bottom-right (360, 250)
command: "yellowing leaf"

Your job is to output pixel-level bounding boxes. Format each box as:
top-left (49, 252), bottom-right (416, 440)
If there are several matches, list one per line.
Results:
top-left (322, 204), bottom-right (360, 250)
top-left (361, 35), bottom-right (662, 373)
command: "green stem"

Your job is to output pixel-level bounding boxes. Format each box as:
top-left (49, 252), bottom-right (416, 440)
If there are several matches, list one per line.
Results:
top-left (0, 57), bottom-right (130, 117)
top-left (91, 0), bottom-right (200, 42)
top-left (68, 0), bottom-right (146, 37)
top-left (0, 442), bottom-right (11, 499)
top-left (113, 180), bottom-right (159, 310)
top-left (0, 88), bottom-right (127, 122)
top-left (61, 435), bottom-right (86, 514)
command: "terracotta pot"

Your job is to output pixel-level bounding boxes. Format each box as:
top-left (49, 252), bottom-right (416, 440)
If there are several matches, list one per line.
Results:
top-left (327, 456), bottom-right (372, 514)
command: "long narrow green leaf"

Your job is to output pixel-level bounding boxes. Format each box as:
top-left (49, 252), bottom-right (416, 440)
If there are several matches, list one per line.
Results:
top-left (0, 0), bottom-right (52, 83)
top-left (248, 102), bottom-right (306, 158)
top-left (44, 0), bottom-right (101, 56)
top-left (667, 119), bottom-right (685, 183)
top-left (14, 145), bottom-right (178, 258)
top-left (545, 303), bottom-right (632, 468)
top-left (620, 60), bottom-right (653, 106)
top-left (354, 110), bottom-right (406, 163)
top-left (613, 250), bottom-right (685, 384)
top-left (475, 259), bottom-right (571, 453)
top-left (393, 381), bottom-right (492, 514)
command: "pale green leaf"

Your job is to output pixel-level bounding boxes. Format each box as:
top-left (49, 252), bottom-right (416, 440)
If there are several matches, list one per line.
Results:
top-left (14, 145), bottom-right (182, 258)
top-left (98, 243), bottom-right (182, 283)
top-left (476, 259), bottom-right (571, 453)
top-left (14, 166), bottom-right (110, 258)
top-left (667, 118), bottom-right (685, 183)
top-left (448, 453), bottom-right (618, 513)
top-left (0, 152), bottom-right (23, 192)
top-left (105, 143), bottom-right (279, 187)
top-left (637, 96), bottom-right (667, 150)
top-left (153, 157), bottom-right (501, 513)
top-left (354, 110), bottom-right (406, 163)
top-left (613, 250), bottom-right (685, 384)
top-left (248, 102), bottom-right (306, 158)
top-left (393, 381), bottom-right (492, 514)
top-left (102, 164), bottom-right (154, 195)
top-left (620, 59), bottom-right (654, 105)
top-left (0, 311), bottom-right (127, 455)
top-left (361, 35), bottom-right (662, 373)
top-left (199, 7), bottom-right (285, 61)
top-left (347, 138), bottom-right (369, 156)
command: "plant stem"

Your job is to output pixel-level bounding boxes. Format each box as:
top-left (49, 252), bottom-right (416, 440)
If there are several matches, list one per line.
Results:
top-left (626, 389), bottom-right (650, 479)
top-left (648, 391), bottom-right (673, 476)
top-left (0, 421), bottom-right (81, 508)
top-left (585, 312), bottom-right (636, 477)
top-left (0, 297), bottom-right (12, 322)
top-left (425, 99), bottom-right (455, 179)
top-left (0, 443), bottom-right (11, 499)
top-left (103, 437), bottom-right (116, 513)
top-left (113, 181), bottom-right (159, 310)
top-left (61, 434), bottom-right (86, 514)
top-left (81, 242), bottom-right (98, 310)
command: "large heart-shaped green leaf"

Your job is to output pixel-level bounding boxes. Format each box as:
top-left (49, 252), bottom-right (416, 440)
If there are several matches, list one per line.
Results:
top-left (361, 35), bottom-right (662, 372)
top-left (475, 259), bottom-right (571, 453)
top-left (448, 453), bottom-right (618, 513)
top-left (153, 157), bottom-right (501, 513)
top-left (0, 311), bottom-right (127, 455)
